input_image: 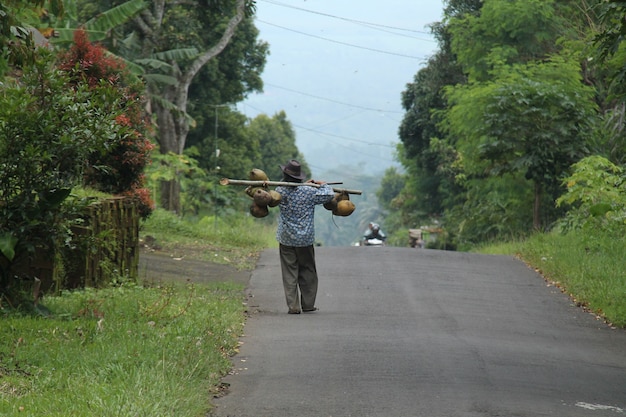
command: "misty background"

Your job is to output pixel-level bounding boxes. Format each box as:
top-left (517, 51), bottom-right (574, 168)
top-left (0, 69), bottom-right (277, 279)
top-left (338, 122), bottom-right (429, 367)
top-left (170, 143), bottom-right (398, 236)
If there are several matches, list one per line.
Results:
top-left (237, 0), bottom-right (445, 245)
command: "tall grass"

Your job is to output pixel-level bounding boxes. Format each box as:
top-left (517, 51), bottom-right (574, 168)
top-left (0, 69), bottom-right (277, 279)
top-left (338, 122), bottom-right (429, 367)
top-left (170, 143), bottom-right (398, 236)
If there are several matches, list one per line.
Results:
top-left (477, 228), bottom-right (626, 328)
top-left (141, 208), bottom-right (277, 269)
top-left (0, 209), bottom-right (277, 416)
top-left (0, 281), bottom-right (246, 416)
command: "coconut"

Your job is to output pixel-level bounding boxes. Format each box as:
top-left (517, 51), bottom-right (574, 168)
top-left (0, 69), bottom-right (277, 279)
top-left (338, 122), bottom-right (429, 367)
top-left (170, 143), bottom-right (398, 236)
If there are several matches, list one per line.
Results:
top-left (268, 190), bottom-right (282, 207)
top-left (249, 168), bottom-right (269, 181)
top-left (323, 198), bottom-right (337, 211)
top-left (249, 203), bottom-right (269, 218)
top-left (253, 189), bottom-right (273, 206)
top-left (334, 192), bottom-right (349, 202)
top-left (333, 200), bottom-right (355, 217)
top-left (245, 186), bottom-right (263, 199)
top-left (327, 191), bottom-right (349, 211)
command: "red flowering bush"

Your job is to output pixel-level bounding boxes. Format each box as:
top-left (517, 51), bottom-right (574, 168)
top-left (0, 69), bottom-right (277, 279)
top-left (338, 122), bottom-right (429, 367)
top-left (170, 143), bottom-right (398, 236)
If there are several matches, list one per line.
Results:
top-left (58, 29), bottom-right (124, 87)
top-left (58, 29), bottom-right (155, 218)
top-left (120, 186), bottom-right (155, 219)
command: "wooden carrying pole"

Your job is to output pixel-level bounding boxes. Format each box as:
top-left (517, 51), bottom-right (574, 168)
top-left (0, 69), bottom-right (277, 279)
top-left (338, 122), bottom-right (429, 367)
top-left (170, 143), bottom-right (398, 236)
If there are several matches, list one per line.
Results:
top-left (220, 178), bottom-right (362, 195)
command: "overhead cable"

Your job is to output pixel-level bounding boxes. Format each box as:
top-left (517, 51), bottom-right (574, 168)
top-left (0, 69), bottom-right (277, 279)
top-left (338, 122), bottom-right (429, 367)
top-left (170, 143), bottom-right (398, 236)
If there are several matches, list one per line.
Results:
top-left (259, 0), bottom-right (435, 37)
top-left (264, 83), bottom-right (404, 114)
top-left (241, 102), bottom-right (398, 149)
top-left (292, 122), bottom-right (397, 148)
top-left (256, 19), bottom-right (426, 60)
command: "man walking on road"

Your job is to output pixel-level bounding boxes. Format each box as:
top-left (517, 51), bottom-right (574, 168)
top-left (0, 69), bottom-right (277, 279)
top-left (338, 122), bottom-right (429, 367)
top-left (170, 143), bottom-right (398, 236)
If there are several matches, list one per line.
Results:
top-left (275, 160), bottom-right (334, 315)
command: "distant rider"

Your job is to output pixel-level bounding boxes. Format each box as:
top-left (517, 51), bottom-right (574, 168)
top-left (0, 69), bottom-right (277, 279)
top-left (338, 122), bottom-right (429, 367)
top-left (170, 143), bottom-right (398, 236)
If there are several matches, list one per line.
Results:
top-left (363, 222), bottom-right (386, 243)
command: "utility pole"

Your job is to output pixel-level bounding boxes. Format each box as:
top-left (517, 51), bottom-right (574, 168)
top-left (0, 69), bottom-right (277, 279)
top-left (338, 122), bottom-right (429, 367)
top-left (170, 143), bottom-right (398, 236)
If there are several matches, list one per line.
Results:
top-left (212, 104), bottom-right (230, 230)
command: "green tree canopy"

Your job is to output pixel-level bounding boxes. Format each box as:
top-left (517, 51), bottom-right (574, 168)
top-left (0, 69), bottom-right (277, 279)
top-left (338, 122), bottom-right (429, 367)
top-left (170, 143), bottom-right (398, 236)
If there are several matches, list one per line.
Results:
top-left (69, 0), bottom-right (266, 213)
top-left (448, 0), bottom-right (564, 82)
top-left (446, 58), bottom-right (597, 229)
top-left (389, 0), bottom-right (618, 247)
top-left (247, 111), bottom-right (306, 180)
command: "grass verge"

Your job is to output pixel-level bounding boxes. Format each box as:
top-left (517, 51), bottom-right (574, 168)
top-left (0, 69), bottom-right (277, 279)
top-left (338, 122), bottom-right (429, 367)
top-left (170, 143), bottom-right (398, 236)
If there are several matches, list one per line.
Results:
top-left (1, 281), bottom-right (246, 416)
top-left (140, 209), bottom-right (277, 269)
top-left (477, 228), bottom-right (626, 328)
top-left (1, 209), bottom-right (276, 416)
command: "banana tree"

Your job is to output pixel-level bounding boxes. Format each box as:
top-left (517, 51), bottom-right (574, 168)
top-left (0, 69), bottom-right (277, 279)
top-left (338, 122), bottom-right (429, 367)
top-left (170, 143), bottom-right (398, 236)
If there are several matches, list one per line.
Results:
top-left (49, 0), bottom-right (147, 45)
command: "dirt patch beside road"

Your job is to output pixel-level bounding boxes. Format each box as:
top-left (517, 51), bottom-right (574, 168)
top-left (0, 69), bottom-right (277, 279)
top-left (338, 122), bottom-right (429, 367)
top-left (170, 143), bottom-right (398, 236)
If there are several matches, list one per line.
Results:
top-left (138, 249), bottom-right (252, 286)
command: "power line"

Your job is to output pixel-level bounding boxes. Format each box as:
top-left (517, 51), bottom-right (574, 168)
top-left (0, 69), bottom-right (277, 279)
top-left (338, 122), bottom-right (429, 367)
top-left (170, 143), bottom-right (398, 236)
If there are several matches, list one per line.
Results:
top-left (259, 0), bottom-right (435, 37)
top-left (240, 102), bottom-right (398, 155)
top-left (311, 109), bottom-right (367, 131)
top-left (264, 83), bottom-right (404, 114)
top-left (292, 122), bottom-right (397, 148)
top-left (297, 126), bottom-right (397, 163)
top-left (256, 19), bottom-right (427, 60)
top-left (312, 137), bottom-right (396, 163)
top-left (351, 21), bottom-right (435, 42)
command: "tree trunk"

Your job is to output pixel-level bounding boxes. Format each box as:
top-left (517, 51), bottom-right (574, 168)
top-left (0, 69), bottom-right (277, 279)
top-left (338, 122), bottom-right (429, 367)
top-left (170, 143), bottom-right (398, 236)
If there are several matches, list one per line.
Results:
top-left (153, 82), bottom-right (188, 212)
top-left (143, 0), bottom-right (247, 213)
top-left (533, 181), bottom-right (542, 230)
top-left (159, 179), bottom-right (181, 213)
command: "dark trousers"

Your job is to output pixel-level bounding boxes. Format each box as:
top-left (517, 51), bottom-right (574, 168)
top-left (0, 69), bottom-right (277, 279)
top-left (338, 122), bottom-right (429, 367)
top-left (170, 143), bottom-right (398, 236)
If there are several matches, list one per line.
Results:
top-left (279, 244), bottom-right (318, 312)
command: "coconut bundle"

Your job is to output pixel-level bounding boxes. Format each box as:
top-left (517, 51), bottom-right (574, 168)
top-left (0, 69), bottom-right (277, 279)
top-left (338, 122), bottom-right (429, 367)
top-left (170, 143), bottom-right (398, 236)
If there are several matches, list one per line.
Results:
top-left (244, 169), bottom-right (280, 218)
top-left (322, 190), bottom-right (356, 217)
top-left (223, 169), bottom-right (361, 218)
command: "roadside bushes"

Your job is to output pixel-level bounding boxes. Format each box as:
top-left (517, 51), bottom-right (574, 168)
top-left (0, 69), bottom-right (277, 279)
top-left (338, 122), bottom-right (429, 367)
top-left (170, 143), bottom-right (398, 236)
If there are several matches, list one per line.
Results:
top-left (58, 29), bottom-right (155, 218)
top-left (0, 52), bottom-right (117, 308)
top-left (0, 31), bottom-right (154, 309)
top-left (556, 155), bottom-right (626, 234)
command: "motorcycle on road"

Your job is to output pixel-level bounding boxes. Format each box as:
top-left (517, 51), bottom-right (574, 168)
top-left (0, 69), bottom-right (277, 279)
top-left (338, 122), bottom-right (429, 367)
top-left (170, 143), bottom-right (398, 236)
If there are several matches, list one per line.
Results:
top-left (360, 222), bottom-right (386, 247)
top-left (361, 237), bottom-right (385, 247)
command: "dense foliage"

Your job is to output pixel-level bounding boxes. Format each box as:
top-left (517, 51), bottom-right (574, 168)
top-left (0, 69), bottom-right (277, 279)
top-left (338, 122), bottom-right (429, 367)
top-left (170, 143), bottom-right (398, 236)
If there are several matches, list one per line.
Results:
top-left (58, 29), bottom-right (154, 217)
top-left (0, 51), bottom-right (129, 306)
top-left (0, 28), bottom-right (154, 307)
top-left (386, 0), bottom-right (626, 249)
top-left (0, 0), bottom-right (64, 76)
top-left (6, 0), bottom-right (625, 259)
top-left (101, 0), bottom-right (267, 212)
top-left (0, 0), bottom-right (297, 308)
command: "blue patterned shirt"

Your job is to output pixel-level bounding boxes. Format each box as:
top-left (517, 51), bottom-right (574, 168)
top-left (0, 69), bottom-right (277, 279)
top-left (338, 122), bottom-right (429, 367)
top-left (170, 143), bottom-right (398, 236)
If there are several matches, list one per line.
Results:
top-left (275, 183), bottom-right (334, 247)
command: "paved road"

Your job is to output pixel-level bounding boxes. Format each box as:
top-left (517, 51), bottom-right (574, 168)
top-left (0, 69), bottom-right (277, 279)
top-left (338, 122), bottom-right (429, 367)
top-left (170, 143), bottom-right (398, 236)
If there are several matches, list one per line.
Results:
top-left (210, 247), bottom-right (626, 417)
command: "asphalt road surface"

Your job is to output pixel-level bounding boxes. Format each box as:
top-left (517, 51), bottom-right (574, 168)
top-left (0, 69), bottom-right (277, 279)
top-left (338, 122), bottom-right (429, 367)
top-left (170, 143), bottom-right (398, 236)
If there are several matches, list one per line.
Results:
top-left (210, 246), bottom-right (626, 417)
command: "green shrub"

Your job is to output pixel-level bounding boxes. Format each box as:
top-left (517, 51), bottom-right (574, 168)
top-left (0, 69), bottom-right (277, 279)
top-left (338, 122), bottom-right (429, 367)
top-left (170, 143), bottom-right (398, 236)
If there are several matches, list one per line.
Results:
top-left (0, 31), bottom-right (156, 307)
top-left (0, 52), bottom-right (118, 307)
top-left (0, 282), bottom-right (246, 416)
top-left (58, 29), bottom-right (155, 218)
top-left (556, 155), bottom-right (626, 232)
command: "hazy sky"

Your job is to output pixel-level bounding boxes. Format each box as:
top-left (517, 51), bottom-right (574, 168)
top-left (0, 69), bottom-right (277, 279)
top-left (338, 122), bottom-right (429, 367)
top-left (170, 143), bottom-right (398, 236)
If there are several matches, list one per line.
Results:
top-left (237, 0), bottom-right (445, 178)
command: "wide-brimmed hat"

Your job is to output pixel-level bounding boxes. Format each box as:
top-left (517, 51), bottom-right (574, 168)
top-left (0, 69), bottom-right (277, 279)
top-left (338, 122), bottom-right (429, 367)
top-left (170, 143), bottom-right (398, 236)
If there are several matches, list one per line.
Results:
top-left (279, 159), bottom-right (307, 181)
